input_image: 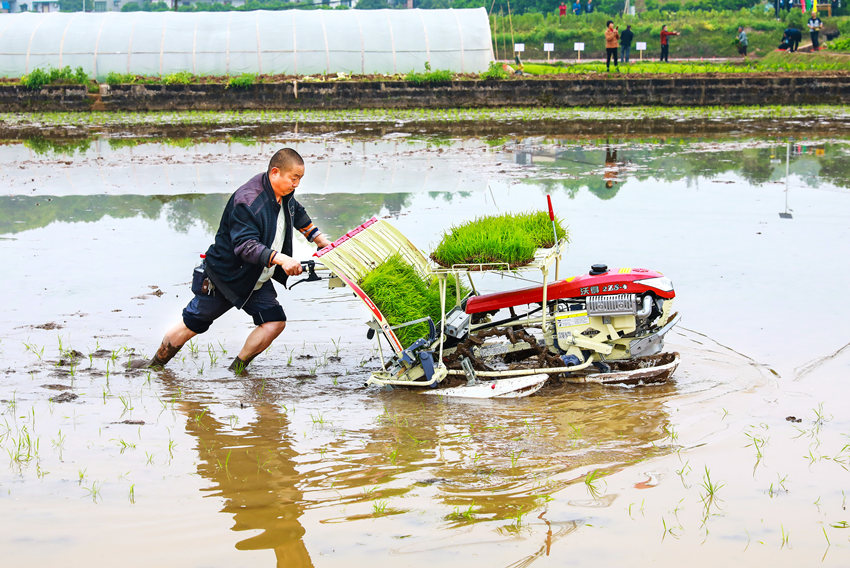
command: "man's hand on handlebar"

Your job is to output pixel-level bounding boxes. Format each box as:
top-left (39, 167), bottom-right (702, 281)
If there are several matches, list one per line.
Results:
top-left (273, 253), bottom-right (303, 276)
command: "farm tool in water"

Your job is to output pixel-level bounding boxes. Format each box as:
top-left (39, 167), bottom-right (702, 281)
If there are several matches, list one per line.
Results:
top-left (312, 215), bottom-right (680, 398)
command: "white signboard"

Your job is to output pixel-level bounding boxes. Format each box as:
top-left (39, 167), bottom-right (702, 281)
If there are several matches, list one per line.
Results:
top-left (636, 42), bottom-right (647, 51)
top-left (544, 43), bottom-right (554, 52)
top-left (514, 43), bottom-right (525, 52)
top-left (574, 42), bottom-right (585, 51)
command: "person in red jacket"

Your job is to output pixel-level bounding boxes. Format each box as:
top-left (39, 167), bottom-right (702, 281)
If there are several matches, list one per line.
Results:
top-left (660, 25), bottom-right (680, 62)
top-left (559, 2), bottom-right (567, 16)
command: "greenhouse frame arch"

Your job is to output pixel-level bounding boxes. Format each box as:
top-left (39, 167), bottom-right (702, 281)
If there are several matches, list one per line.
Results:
top-left (0, 8), bottom-right (494, 79)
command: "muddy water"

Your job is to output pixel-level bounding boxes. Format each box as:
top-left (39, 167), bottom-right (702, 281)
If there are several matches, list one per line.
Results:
top-left (1, 132), bottom-right (849, 566)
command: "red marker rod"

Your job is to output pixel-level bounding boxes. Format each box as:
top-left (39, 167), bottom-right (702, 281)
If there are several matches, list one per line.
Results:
top-left (546, 195), bottom-right (559, 252)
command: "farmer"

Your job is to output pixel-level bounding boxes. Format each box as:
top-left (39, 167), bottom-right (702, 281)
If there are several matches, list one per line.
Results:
top-left (559, 1), bottom-right (566, 17)
top-left (808, 12), bottom-right (823, 51)
top-left (572, 0), bottom-right (581, 15)
top-left (620, 24), bottom-right (634, 64)
top-left (605, 21), bottom-right (620, 72)
top-left (659, 24), bottom-right (680, 62)
top-left (784, 27), bottom-right (802, 52)
top-left (133, 148), bottom-right (331, 374)
top-left (737, 26), bottom-right (748, 57)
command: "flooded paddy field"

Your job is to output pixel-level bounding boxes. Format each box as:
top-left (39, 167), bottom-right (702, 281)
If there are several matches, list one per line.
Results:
top-left (1, 118), bottom-right (849, 566)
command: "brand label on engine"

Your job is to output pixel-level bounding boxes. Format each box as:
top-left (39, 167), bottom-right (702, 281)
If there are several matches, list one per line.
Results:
top-left (556, 311), bottom-right (590, 339)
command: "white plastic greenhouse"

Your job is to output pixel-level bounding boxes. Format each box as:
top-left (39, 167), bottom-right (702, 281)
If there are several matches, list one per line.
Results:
top-left (0, 8), bottom-right (494, 79)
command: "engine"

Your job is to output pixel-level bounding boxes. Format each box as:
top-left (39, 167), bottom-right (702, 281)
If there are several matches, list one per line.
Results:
top-left (552, 291), bottom-right (675, 361)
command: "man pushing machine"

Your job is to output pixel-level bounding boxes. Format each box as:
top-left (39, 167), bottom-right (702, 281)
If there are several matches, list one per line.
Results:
top-left (132, 148), bottom-right (331, 373)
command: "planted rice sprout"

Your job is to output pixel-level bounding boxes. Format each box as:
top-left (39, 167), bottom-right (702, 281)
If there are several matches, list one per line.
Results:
top-left (699, 466), bottom-right (724, 522)
top-left (584, 469), bottom-right (606, 500)
top-left (372, 499), bottom-right (388, 517)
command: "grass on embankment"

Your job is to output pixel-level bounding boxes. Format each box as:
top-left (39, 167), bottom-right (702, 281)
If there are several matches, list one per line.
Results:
top-left (521, 51), bottom-right (850, 75)
top-left (431, 212), bottom-right (569, 269)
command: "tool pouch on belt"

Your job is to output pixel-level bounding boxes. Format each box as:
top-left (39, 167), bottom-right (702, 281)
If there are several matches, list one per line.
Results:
top-left (191, 262), bottom-right (216, 296)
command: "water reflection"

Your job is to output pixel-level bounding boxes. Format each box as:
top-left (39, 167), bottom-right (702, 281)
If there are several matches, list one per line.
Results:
top-left (160, 374), bottom-right (314, 567)
top-left (154, 367), bottom-right (675, 560)
top-left (510, 137), bottom-right (850, 195)
top-left (0, 193), bottom-right (414, 237)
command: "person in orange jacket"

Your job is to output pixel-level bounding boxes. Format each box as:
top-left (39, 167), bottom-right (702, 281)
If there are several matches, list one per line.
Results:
top-left (605, 20), bottom-right (620, 71)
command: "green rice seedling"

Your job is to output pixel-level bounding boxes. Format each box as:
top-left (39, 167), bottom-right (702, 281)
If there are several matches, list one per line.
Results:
top-left (85, 481), bottom-right (101, 503)
top-left (585, 469), bottom-right (606, 499)
top-left (207, 345), bottom-right (218, 366)
top-left (52, 429), bottom-right (66, 460)
top-left (675, 460), bottom-right (691, 488)
top-left (432, 211), bottom-right (567, 268)
top-left (129, 484), bottom-right (136, 504)
top-left (388, 448), bottom-right (399, 466)
top-left (23, 341), bottom-right (44, 360)
top-left (360, 255), bottom-right (468, 348)
top-left (146, 452), bottom-right (154, 465)
top-left (699, 466), bottom-right (724, 520)
top-left (118, 394), bottom-right (133, 412)
top-left (217, 449), bottom-right (232, 478)
top-left (372, 499), bottom-right (388, 516)
top-left (510, 450), bottom-right (524, 468)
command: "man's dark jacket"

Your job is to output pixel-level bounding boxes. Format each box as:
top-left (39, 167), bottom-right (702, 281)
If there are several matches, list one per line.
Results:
top-left (205, 173), bottom-right (315, 308)
top-left (620, 28), bottom-right (634, 47)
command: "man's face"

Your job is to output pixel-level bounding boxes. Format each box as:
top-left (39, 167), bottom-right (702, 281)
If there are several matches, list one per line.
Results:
top-left (269, 165), bottom-right (305, 199)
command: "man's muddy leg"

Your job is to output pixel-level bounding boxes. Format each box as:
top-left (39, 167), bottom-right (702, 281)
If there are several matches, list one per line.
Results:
top-left (229, 321), bottom-right (286, 374)
top-left (131, 322), bottom-right (197, 370)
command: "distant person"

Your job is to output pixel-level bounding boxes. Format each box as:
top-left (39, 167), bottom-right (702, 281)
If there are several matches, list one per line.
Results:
top-left (737, 26), bottom-right (748, 57)
top-left (559, 1), bottom-right (567, 17)
top-left (585, 0), bottom-right (594, 13)
top-left (603, 147), bottom-right (619, 189)
top-left (660, 25), bottom-right (680, 62)
top-left (808, 12), bottom-right (823, 50)
top-left (572, 0), bottom-right (581, 15)
top-left (620, 24), bottom-right (634, 63)
top-left (784, 27), bottom-right (802, 52)
top-left (513, 53), bottom-right (525, 75)
top-left (605, 21), bottom-right (620, 72)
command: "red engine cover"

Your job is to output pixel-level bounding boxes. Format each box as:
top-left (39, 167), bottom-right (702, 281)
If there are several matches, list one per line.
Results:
top-left (464, 268), bottom-right (674, 314)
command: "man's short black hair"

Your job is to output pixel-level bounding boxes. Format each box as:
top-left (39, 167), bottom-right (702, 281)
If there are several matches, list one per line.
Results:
top-left (268, 148), bottom-right (304, 175)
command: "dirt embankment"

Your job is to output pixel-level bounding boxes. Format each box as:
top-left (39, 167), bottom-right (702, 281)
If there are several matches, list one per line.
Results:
top-left (2, 71), bottom-right (850, 114)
